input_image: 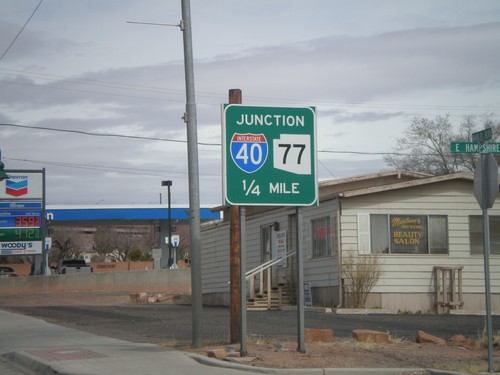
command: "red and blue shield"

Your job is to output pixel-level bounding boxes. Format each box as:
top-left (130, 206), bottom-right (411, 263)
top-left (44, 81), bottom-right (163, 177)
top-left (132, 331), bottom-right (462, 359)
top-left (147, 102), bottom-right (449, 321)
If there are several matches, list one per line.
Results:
top-left (230, 133), bottom-right (268, 173)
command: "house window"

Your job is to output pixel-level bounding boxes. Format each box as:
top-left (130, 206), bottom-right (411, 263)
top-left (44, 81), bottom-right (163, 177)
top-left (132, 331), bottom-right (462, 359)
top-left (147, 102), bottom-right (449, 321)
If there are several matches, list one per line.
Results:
top-left (311, 216), bottom-right (334, 258)
top-left (363, 214), bottom-right (448, 254)
top-left (370, 215), bottom-right (389, 253)
top-left (390, 215), bottom-right (429, 254)
top-left (469, 216), bottom-right (500, 255)
top-left (261, 225), bottom-right (272, 262)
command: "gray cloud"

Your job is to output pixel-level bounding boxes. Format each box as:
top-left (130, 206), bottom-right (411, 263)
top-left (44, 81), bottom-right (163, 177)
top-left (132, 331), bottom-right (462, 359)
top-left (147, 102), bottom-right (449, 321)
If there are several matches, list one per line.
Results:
top-left (1, 2), bottom-right (498, 205)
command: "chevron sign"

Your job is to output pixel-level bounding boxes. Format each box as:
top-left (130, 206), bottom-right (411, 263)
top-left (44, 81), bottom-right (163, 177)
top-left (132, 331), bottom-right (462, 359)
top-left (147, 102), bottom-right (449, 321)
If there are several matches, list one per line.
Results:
top-left (6, 176), bottom-right (28, 197)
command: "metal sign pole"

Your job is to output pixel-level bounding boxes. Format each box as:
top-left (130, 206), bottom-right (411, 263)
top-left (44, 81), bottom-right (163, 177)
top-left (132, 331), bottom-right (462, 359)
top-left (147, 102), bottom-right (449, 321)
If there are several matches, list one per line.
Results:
top-left (480, 153), bottom-right (494, 372)
top-left (180, 0), bottom-right (203, 348)
top-left (240, 207), bottom-right (247, 356)
top-left (296, 206), bottom-right (305, 353)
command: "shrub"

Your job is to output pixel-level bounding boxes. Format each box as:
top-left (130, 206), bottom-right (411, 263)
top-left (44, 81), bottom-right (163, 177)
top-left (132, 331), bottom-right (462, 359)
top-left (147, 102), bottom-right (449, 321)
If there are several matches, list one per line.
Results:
top-left (343, 253), bottom-right (382, 308)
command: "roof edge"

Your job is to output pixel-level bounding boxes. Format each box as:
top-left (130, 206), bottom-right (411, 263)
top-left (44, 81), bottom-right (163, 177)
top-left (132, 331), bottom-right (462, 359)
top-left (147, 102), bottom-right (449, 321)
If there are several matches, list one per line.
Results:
top-left (326, 172), bottom-right (474, 200)
top-left (318, 169), bottom-right (431, 188)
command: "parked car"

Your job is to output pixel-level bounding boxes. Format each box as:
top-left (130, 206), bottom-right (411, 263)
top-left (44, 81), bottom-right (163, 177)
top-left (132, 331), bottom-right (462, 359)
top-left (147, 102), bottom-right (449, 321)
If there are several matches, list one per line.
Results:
top-left (0, 266), bottom-right (18, 277)
top-left (56, 259), bottom-right (93, 274)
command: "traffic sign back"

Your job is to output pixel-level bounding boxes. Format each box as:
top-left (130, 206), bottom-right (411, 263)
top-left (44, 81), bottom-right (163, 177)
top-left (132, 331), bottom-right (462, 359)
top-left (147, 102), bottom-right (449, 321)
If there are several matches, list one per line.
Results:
top-left (472, 128), bottom-right (493, 143)
top-left (474, 154), bottom-right (499, 209)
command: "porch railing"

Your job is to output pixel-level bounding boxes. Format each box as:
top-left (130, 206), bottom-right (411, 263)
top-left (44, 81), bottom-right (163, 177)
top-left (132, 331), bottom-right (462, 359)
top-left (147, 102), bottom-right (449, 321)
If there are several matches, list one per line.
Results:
top-left (246, 251), bottom-right (296, 309)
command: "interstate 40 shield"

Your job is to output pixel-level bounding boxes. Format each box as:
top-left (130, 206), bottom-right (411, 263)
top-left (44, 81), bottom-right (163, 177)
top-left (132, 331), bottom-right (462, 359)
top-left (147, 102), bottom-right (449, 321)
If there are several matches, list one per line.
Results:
top-left (230, 133), bottom-right (268, 174)
top-left (222, 104), bottom-right (317, 206)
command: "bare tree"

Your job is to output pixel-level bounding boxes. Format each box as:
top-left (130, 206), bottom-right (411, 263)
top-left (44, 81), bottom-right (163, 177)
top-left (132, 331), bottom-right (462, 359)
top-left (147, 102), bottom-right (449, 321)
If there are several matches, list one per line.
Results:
top-left (140, 225), bottom-right (158, 260)
top-left (93, 225), bottom-right (151, 261)
top-left (50, 227), bottom-right (83, 264)
top-left (384, 113), bottom-right (500, 175)
top-left (173, 223), bottom-right (190, 263)
top-left (92, 226), bottom-right (115, 259)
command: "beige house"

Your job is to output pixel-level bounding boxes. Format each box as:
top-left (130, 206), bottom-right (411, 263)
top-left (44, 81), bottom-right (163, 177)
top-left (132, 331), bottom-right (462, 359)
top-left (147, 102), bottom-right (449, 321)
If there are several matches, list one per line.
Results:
top-left (201, 170), bottom-right (500, 313)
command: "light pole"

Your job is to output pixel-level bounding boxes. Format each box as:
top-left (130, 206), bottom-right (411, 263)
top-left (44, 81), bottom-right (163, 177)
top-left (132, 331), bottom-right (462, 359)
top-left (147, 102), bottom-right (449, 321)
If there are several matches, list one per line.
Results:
top-left (128, 0), bottom-right (202, 346)
top-left (161, 180), bottom-right (173, 268)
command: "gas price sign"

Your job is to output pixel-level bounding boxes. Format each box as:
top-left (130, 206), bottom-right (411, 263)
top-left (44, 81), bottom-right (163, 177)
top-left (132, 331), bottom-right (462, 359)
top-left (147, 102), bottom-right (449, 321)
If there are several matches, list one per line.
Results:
top-left (0, 207), bottom-right (43, 255)
top-left (223, 105), bottom-right (318, 206)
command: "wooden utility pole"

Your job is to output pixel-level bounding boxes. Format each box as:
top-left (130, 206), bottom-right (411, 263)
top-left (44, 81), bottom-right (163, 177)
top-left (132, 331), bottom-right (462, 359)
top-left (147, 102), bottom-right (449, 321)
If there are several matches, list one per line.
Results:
top-left (229, 88), bottom-right (242, 344)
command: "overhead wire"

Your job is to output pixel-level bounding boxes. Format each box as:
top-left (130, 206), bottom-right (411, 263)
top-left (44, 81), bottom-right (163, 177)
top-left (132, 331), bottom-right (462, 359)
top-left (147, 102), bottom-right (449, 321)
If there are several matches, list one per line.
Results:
top-left (5, 156), bottom-right (221, 180)
top-left (1, 67), bottom-right (499, 114)
top-left (0, 4), bottom-right (493, 183)
top-left (0, 122), bottom-right (218, 146)
top-left (0, 118), bottom-right (481, 180)
top-left (0, 121), bottom-right (456, 157)
top-left (0, 0), bottom-right (44, 61)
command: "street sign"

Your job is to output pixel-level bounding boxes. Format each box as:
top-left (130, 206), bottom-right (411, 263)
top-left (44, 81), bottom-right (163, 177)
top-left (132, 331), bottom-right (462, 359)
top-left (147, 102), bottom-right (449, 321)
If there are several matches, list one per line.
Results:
top-left (450, 142), bottom-right (500, 154)
top-left (472, 128), bottom-right (493, 143)
top-left (223, 104), bottom-right (317, 206)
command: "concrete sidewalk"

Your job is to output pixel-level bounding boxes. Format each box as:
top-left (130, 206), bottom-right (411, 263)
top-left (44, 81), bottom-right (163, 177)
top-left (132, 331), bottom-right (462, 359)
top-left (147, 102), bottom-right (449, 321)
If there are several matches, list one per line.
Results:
top-left (0, 309), bottom-right (262, 375)
top-left (0, 309), bottom-right (458, 375)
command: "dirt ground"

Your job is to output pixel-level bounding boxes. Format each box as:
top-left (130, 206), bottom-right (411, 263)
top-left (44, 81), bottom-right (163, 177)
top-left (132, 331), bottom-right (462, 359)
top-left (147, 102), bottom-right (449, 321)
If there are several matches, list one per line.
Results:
top-left (0, 292), bottom-right (497, 374)
top-left (184, 337), bottom-right (496, 374)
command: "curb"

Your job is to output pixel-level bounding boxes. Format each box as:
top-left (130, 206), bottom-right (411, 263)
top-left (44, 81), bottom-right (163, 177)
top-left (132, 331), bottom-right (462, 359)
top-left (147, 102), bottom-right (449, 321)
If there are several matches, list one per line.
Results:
top-left (4, 350), bottom-right (470, 375)
top-left (2, 351), bottom-right (59, 375)
top-left (187, 352), bottom-right (437, 375)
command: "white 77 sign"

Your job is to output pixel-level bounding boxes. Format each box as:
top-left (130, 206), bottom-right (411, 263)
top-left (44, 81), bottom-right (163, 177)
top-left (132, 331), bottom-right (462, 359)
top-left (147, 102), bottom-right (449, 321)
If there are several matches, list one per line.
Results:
top-left (272, 134), bottom-right (311, 175)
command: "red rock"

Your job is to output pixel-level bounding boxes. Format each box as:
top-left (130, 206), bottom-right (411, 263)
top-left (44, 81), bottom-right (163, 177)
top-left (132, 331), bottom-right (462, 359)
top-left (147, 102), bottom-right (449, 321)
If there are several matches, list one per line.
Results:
top-left (352, 329), bottom-right (390, 343)
top-left (207, 348), bottom-right (227, 358)
top-left (416, 330), bottom-right (446, 345)
top-left (129, 293), bottom-right (148, 303)
top-left (304, 328), bottom-right (334, 343)
top-left (450, 334), bottom-right (477, 349)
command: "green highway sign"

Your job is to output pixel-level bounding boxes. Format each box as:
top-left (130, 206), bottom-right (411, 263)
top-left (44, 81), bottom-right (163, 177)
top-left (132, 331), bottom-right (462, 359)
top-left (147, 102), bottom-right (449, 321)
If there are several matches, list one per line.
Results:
top-left (222, 104), bottom-right (318, 206)
top-left (472, 128), bottom-right (493, 143)
top-left (451, 142), bottom-right (500, 154)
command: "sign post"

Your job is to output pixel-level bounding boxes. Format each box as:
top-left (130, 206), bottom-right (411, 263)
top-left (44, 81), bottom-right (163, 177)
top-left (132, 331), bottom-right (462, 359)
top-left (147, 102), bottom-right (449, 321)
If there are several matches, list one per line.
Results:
top-left (475, 153), bottom-right (497, 373)
top-left (223, 104), bottom-right (317, 354)
top-left (451, 128), bottom-right (496, 372)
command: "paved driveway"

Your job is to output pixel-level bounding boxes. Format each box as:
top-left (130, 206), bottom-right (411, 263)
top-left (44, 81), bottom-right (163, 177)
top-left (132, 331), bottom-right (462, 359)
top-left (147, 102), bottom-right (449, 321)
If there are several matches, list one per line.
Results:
top-left (2, 303), bottom-right (496, 345)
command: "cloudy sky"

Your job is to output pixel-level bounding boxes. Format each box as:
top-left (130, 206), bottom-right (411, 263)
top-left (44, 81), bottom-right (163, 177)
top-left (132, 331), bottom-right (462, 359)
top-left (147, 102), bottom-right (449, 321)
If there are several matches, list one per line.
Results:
top-left (1, 0), bottom-right (499, 206)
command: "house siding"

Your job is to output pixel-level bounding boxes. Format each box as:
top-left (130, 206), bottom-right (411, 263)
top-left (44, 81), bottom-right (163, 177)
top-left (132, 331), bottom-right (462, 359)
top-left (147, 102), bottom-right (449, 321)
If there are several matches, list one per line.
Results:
top-left (201, 203), bottom-right (341, 306)
top-left (300, 201), bottom-right (340, 306)
top-left (340, 179), bottom-right (500, 312)
top-left (201, 173), bottom-right (500, 313)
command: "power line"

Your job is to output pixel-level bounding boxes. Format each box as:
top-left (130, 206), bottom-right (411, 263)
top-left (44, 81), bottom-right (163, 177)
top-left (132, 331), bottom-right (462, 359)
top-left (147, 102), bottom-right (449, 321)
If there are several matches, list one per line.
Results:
top-left (0, 0), bottom-right (44, 61)
top-left (1, 67), bottom-right (499, 113)
top-left (0, 68), bottom-right (186, 97)
top-left (5, 156), bottom-right (221, 180)
top-left (0, 122), bottom-right (219, 146)
top-left (0, 122), bottom-right (467, 157)
top-left (3, 121), bottom-right (468, 180)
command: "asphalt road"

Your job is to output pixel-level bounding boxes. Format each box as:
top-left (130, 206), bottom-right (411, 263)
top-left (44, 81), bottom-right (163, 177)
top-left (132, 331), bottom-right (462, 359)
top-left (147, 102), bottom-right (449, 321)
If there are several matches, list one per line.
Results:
top-left (2, 304), bottom-right (497, 346)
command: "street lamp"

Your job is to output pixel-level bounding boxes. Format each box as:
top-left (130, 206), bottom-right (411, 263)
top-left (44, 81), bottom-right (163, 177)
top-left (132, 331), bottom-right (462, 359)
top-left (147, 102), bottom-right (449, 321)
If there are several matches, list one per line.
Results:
top-left (161, 180), bottom-right (173, 268)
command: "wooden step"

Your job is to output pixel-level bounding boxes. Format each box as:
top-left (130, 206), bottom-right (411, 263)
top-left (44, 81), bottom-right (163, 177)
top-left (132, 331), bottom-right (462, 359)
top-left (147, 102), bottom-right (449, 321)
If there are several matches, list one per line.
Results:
top-left (247, 285), bottom-right (294, 311)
